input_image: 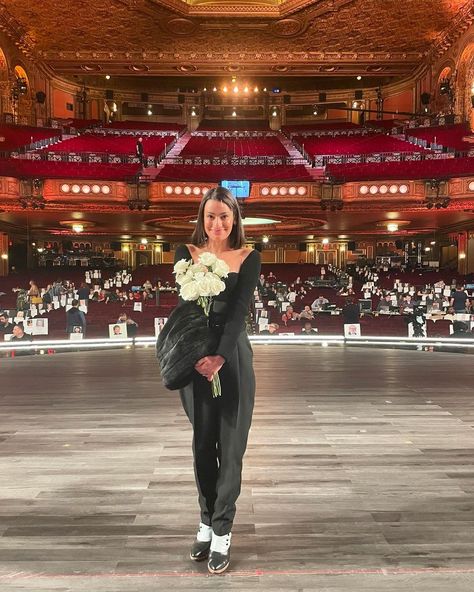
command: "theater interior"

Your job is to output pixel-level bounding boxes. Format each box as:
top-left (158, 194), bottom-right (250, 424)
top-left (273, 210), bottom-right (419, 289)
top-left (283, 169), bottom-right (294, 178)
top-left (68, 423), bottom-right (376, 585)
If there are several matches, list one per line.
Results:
top-left (0, 0), bottom-right (474, 339)
top-left (3, 4), bottom-right (474, 591)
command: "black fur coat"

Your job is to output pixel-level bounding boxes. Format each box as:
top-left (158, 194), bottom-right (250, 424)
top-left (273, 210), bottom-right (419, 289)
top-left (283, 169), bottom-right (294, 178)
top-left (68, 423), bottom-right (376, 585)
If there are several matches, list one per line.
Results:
top-left (156, 300), bottom-right (219, 390)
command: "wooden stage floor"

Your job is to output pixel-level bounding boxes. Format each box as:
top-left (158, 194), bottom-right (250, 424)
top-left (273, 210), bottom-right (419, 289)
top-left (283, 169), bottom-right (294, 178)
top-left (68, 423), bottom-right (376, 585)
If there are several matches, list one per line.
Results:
top-left (1, 345), bottom-right (474, 592)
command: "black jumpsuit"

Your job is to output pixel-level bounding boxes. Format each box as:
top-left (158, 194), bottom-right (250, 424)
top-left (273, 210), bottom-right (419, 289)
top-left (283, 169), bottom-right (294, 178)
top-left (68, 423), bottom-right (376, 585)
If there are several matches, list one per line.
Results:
top-left (174, 244), bottom-right (261, 536)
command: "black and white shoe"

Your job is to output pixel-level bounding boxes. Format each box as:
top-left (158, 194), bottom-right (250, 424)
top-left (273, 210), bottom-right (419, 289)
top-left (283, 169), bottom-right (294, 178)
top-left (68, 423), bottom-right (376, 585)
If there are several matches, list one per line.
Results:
top-left (208, 532), bottom-right (231, 574)
top-left (190, 522), bottom-right (212, 561)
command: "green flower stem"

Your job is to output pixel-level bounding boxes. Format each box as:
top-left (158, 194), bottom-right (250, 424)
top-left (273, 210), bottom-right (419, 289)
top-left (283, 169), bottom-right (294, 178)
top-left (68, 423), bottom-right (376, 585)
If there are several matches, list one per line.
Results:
top-left (211, 371), bottom-right (221, 398)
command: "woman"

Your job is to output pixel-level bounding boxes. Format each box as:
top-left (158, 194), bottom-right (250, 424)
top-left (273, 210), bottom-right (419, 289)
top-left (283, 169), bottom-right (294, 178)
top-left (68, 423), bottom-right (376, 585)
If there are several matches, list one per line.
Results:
top-left (27, 280), bottom-right (42, 305)
top-left (173, 187), bottom-right (260, 575)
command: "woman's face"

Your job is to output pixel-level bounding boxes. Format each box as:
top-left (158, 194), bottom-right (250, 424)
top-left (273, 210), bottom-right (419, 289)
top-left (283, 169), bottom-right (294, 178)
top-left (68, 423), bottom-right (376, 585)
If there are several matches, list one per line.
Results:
top-left (203, 199), bottom-right (234, 244)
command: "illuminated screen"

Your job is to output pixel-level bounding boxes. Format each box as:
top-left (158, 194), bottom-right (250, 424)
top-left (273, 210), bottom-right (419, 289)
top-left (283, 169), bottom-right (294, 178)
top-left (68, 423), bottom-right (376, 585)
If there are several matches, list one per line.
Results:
top-left (220, 180), bottom-right (250, 198)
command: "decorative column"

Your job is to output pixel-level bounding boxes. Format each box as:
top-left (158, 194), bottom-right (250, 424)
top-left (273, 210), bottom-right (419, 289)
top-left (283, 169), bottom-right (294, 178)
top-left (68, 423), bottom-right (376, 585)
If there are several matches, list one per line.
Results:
top-left (0, 233), bottom-right (9, 276)
top-left (467, 231), bottom-right (474, 274)
top-left (449, 231), bottom-right (468, 275)
top-left (0, 81), bottom-right (11, 119)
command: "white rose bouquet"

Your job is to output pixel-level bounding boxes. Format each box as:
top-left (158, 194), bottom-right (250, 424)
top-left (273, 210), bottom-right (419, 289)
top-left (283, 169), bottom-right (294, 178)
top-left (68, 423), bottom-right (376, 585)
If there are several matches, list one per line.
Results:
top-left (173, 251), bottom-right (230, 397)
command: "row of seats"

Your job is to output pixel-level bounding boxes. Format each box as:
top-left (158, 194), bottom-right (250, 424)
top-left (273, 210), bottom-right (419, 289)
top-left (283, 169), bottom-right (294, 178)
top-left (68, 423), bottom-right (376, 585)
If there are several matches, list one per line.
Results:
top-left (374, 269), bottom-right (467, 291)
top-left (406, 124), bottom-right (472, 152)
top-left (327, 155), bottom-right (474, 182)
top-left (0, 124), bottom-right (61, 151)
top-left (292, 134), bottom-right (426, 157)
top-left (0, 159), bottom-right (141, 181)
top-left (1, 121), bottom-right (473, 185)
top-left (43, 134), bottom-right (175, 156)
top-left (2, 264), bottom-right (469, 339)
top-left (157, 163), bottom-right (311, 182)
top-left (181, 136), bottom-right (289, 157)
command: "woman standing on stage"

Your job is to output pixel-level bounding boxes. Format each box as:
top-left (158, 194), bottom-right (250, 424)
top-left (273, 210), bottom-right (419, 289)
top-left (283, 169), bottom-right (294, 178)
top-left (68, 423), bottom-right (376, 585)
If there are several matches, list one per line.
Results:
top-left (173, 187), bottom-right (260, 574)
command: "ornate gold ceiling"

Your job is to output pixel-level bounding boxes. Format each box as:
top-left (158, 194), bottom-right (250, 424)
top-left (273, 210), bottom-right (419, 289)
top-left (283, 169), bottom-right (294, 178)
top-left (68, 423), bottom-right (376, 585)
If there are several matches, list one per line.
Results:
top-left (1, 0), bottom-right (473, 77)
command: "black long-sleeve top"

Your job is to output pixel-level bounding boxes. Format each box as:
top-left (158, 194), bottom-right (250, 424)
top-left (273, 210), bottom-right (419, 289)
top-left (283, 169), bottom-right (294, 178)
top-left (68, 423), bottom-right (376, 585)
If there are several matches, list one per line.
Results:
top-left (174, 244), bottom-right (261, 362)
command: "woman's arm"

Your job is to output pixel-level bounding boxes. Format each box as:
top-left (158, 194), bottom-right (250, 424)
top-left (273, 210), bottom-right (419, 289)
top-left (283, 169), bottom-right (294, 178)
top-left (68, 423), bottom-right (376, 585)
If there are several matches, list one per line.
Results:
top-left (215, 249), bottom-right (261, 362)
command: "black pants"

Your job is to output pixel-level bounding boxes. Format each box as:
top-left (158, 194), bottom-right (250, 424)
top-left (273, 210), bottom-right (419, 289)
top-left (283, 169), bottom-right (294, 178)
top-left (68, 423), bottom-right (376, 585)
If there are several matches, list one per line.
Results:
top-left (180, 360), bottom-right (255, 536)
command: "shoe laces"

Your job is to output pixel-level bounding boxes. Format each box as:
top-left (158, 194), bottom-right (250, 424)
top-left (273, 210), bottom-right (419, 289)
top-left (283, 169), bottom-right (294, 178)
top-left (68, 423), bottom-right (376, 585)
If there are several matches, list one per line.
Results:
top-left (210, 532), bottom-right (232, 554)
top-left (197, 522), bottom-right (212, 542)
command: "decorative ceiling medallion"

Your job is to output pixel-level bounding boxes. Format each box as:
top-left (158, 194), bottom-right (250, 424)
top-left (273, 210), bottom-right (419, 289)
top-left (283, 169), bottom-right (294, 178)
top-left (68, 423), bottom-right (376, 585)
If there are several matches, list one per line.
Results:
top-left (226, 65), bottom-right (241, 72)
top-left (269, 18), bottom-right (304, 38)
top-left (166, 18), bottom-right (197, 36)
top-left (366, 65), bottom-right (384, 72)
top-left (320, 65), bottom-right (338, 72)
top-left (81, 64), bottom-right (102, 72)
top-left (273, 64), bottom-right (289, 72)
top-left (175, 64), bottom-right (197, 72)
top-left (129, 64), bottom-right (150, 72)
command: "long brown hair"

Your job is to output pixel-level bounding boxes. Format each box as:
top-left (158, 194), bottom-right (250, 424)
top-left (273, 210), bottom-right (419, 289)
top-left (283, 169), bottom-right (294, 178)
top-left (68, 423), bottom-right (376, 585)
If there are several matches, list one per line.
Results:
top-left (190, 186), bottom-right (246, 249)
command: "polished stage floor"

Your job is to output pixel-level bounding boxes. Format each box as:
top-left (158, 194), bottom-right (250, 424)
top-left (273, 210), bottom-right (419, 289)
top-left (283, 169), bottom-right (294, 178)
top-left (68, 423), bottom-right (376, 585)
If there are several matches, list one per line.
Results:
top-left (1, 345), bottom-right (474, 592)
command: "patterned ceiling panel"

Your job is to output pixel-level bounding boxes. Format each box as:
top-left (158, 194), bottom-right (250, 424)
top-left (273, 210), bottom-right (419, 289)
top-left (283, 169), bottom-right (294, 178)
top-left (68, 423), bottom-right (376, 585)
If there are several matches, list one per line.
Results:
top-left (0, 0), bottom-right (473, 75)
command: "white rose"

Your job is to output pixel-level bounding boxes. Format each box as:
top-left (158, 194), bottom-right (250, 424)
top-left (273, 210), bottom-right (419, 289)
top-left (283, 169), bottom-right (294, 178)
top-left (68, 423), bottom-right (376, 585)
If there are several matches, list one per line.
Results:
top-left (208, 276), bottom-right (226, 296)
top-left (176, 268), bottom-right (193, 286)
top-left (191, 263), bottom-right (207, 274)
top-left (180, 280), bottom-right (200, 301)
top-left (212, 258), bottom-right (230, 278)
top-left (174, 258), bottom-right (190, 275)
top-left (196, 276), bottom-right (212, 297)
top-left (199, 251), bottom-right (217, 268)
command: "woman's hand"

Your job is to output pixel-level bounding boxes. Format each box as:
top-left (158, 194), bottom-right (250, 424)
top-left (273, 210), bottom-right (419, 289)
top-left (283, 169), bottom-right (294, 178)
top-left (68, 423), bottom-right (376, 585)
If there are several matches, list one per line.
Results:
top-left (195, 355), bottom-right (225, 381)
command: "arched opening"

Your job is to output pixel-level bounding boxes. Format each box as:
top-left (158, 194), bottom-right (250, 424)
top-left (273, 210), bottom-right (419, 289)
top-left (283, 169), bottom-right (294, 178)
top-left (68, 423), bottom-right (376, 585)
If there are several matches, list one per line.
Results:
top-left (435, 65), bottom-right (454, 114)
top-left (0, 47), bottom-right (9, 119)
top-left (455, 41), bottom-right (474, 130)
top-left (12, 64), bottom-right (31, 124)
top-left (0, 48), bottom-right (8, 81)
